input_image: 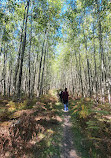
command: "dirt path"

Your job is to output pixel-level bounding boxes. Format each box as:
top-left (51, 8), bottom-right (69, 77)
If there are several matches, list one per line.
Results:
top-left (61, 112), bottom-right (80, 158)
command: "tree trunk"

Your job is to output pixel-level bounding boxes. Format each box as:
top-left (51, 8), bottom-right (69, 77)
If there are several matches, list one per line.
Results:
top-left (38, 29), bottom-right (47, 93)
top-left (17, 0), bottom-right (30, 99)
top-left (39, 42), bottom-right (47, 96)
top-left (13, 10), bottom-right (26, 96)
top-left (28, 15), bottom-right (32, 98)
top-left (92, 21), bottom-right (98, 101)
top-left (78, 49), bottom-right (84, 96)
top-left (3, 43), bottom-right (6, 96)
top-left (31, 53), bottom-right (38, 97)
top-left (96, 0), bottom-right (105, 103)
top-left (83, 28), bottom-right (91, 97)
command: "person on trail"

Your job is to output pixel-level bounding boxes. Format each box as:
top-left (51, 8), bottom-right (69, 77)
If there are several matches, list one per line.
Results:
top-left (59, 90), bottom-right (63, 102)
top-left (62, 88), bottom-right (69, 111)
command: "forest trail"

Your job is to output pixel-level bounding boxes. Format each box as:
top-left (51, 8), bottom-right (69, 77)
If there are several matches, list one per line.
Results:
top-left (61, 112), bottom-right (80, 158)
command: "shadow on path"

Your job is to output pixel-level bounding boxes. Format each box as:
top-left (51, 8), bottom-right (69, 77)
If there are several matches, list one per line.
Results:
top-left (61, 112), bottom-right (80, 158)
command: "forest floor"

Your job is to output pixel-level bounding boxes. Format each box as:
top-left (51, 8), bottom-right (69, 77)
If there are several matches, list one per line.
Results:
top-left (0, 92), bottom-right (63, 158)
top-left (0, 92), bottom-right (111, 158)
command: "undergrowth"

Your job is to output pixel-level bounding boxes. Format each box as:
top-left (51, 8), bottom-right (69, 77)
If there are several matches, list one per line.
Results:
top-left (0, 92), bottom-right (63, 158)
top-left (69, 97), bottom-right (111, 158)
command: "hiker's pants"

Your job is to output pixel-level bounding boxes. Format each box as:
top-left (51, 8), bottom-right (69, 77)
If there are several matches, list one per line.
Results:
top-left (64, 101), bottom-right (68, 111)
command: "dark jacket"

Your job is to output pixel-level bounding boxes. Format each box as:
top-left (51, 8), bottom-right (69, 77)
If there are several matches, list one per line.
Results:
top-left (62, 91), bottom-right (69, 103)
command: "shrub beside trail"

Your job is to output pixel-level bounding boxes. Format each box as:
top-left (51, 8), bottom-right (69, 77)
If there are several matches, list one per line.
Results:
top-left (69, 97), bottom-right (111, 158)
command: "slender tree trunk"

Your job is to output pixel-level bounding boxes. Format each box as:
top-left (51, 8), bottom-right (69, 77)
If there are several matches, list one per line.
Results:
top-left (78, 47), bottom-right (84, 96)
top-left (39, 42), bottom-right (47, 96)
top-left (82, 22), bottom-right (92, 97)
top-left (93, 21), bottom-right (98, 101)
top-left (8, 60), bottom-right (12, 97)
top-left (106, 32), bottom-right (111, 104)
top-left (71, 56), bottom-right (75, 95)
top-left (28, 15), bottom-right (32, 98)
top-left (3, 43), bottom-right (6, 96)
top-left (38, 29), bottom-right (47, 92)
top-left (17, 0), bottom-right (30, 99)
top-left (13, 11), bottom-right (26, 95)
top-left (96, 0), bottom-right (105, 103)
top-left (74, 50), bottom-right (81, 95)
top-left (31, 53), bottom-right (38, 97)
top-left (108, 84), bottom-right (111, 104)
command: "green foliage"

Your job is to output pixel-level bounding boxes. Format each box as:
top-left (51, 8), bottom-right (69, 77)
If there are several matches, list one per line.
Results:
top-left (70, 97), bottom-right (111, 157)
top-left (2, 29), bottom-right (10, 42)
top-left (86, 120), bottom-right (100, 130)
top-left (39, 94), bottom-right (57, 107)
top-left (71, 97), bottom-right (93, 119)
